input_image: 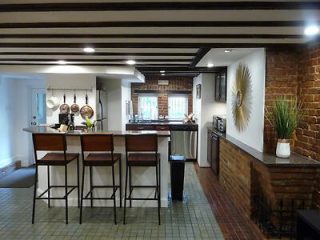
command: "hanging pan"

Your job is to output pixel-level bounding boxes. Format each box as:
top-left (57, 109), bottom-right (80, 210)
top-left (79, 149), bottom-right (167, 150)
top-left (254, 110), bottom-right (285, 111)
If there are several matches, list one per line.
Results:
top-left (80, 93), bottom-right (94, 119)
top-left (59, 93), bottom-right (70, 114)
top-left (70, 92), bottom-right (80, 115)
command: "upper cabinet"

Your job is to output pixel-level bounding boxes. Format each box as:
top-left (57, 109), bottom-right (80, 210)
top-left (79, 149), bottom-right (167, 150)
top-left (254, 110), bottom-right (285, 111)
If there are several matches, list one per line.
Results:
top-left (214, 71), bottom-right (227, 102)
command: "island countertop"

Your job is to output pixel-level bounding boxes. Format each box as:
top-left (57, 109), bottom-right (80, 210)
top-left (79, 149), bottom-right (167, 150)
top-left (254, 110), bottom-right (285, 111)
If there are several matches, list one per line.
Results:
top-left (207, 127), bottom-right (320, 167)
top-left (23, 126), bottom-right (171, 137)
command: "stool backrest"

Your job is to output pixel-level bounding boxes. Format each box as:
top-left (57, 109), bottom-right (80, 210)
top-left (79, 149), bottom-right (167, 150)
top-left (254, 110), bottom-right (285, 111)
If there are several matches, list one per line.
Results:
top-left (32, 133), bottom-right (66, 151)
top-left (125, 134), bottom-right (158, 152)
top-left (81, 134), bottom-right (114, 152)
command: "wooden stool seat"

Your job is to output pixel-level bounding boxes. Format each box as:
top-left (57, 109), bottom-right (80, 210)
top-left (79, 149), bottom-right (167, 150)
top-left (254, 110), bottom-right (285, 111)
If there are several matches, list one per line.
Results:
top-left (128, 153), bottom-right (160, 166)
top-left (80, 134), bottom-right (121, 224)
top-left (85, 153), bottom-right (121, 166)
top-left (38, 153), bottom-right (79, 165)
top-left (32, 133), bottom-right (80, 224)
top-left (124, 134), bottom-right (161, 225)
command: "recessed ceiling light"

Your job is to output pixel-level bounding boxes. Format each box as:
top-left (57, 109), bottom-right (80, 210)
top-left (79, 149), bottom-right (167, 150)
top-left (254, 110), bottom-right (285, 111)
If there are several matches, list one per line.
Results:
top-left (126, 60), bottom-right (136, 65)
top-left (160, 70), bottom-right (165, 73)
top-left (207, 63), bottom-right (214, 68)
top-left (161, 73), bottom-right (165, 76)
top-left (304, 25), bottom-right (319, 36)
top-left (83, 47), bottom-right (95, 53)
top-left (57, 60), bottom-right (67, 65)
top-left (224, 49), bottom-right (232, 53)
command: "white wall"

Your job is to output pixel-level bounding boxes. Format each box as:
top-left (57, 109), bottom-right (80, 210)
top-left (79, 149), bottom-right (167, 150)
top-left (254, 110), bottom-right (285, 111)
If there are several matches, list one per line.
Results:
top-left (46, 74), bottom-right (96, 126)
top-left (226, 49), bottom-right (266, 152)
top-left (193, 73), bottom-right (226, 167)
top-left (121, 80), bottom-right (132, 131)
top-left (0, 75), bottom-right (45, 167)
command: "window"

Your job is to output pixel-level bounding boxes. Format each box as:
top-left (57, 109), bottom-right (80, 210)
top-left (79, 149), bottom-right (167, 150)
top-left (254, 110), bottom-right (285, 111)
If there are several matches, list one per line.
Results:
top-left (168, 95), bottom-right (188, 120)
top-left (138, 94), bottom-right (158, 120)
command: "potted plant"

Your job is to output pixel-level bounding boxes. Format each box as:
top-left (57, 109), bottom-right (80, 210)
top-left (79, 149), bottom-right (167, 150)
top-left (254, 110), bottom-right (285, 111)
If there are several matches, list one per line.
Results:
top-left (82, 116), bottom-right (96, 132)
top-left (267, 96), bottom-right (302, 158)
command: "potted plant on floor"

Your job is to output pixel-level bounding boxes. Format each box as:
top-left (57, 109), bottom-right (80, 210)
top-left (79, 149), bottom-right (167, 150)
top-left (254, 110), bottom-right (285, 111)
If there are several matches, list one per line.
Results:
top-left (267, 96), bottom-right (302, 158)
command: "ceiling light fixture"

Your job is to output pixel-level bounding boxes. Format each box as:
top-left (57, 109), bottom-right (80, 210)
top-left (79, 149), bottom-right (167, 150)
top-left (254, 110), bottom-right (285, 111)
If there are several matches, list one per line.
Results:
top-left (83, 47), bottom-right (95, 53)
top-left (126, 60), bottom-right (136, 65)
top-left (57, 60), bottom-right (67, 65)
top-left (207, 63), bottom-right (214, 68)
top-left (161, 73), bottom-right (165, 76)
top-left (304, 25), bottom-right (319, 36)
top-left (160, 70), bottom-right (165, 73)
top-left (224, 49), bottom-right (232, 53)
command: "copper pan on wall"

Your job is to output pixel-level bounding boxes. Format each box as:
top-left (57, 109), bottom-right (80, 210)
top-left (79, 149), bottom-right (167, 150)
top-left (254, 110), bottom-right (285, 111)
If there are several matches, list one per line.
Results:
top-left (59, 93), bottom-right (70, 114)
top-left (80, 93), bottom-right (94, 119)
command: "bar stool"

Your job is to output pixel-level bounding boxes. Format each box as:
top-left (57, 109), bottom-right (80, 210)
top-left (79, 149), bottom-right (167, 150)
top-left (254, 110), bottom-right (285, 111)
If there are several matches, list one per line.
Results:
top-left (32, 133), bottom-right (80, 224)
top-left (123, 134), bottom-right (161, 225)
top-left (80, 134), bottom-right (121, 224)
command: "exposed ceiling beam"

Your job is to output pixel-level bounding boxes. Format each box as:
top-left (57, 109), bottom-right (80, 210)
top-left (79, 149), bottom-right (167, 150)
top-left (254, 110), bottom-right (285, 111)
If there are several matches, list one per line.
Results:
top-left (0, 34), bottom-right (305, 39)
top-left (0, 21), bottom-right (317, 29)
top-left (191, 48), bottom-right (211, 67)
top-left (0, 43), bottom-right (304, 48)
top-left (0, 52), bottom-right (196, 57)
top-left (0, 2), bottom-right (318, 12)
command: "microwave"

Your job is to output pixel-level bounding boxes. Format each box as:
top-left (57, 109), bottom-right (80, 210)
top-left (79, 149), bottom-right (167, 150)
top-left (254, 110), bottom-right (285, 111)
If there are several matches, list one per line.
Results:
top-left (213, 116), bottom-right (226, 133)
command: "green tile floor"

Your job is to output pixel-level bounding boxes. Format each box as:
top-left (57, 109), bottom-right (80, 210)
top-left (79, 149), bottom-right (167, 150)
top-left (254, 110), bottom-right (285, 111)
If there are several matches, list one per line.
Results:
top-left (0, 163), bottom-right (224, 239)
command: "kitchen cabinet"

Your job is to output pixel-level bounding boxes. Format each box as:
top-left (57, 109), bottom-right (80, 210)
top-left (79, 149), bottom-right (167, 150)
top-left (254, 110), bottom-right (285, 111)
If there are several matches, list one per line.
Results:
top-left (215, 71), bottom-right (227, 102)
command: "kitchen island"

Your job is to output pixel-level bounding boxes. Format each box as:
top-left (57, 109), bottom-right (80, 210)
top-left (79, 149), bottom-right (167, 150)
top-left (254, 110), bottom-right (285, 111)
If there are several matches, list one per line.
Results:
top-left (24, 126), bottom-right (170, 208)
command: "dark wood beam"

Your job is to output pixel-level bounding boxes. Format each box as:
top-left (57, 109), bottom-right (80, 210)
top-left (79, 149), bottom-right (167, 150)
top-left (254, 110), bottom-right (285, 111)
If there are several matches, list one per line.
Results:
top-left (0, 34), bottom-right (305, 39)
top-left (0, 52), bottom-right (196, 57)
top-left (0, 42), bottom-right (304, 48)
top-left (191, 48), bottom-right (211, 67)
top-left (137, 66), bottom-right (228, 73)
top-left (0, 58), bottom-right (191, 63)
top-left (0, 2), bottom-right (318, 12)
top-left (0, 21), bottom-right (316, 29)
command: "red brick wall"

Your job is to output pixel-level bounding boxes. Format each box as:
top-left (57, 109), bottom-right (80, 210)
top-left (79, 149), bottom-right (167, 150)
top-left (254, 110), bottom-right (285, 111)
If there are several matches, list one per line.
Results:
top-left (264, 49), bottom-right (299, 153)
top-left (131, 76), bottom-right (193, 117)
top-left (296, 45), bottom-right (320, 161)
top-left (264, 45), bottom-right (320, 161)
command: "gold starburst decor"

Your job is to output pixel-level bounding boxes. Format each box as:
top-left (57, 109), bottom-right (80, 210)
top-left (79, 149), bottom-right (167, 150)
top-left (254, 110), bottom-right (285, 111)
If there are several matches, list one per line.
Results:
top-left (232, 63), bottom-right (252, 132)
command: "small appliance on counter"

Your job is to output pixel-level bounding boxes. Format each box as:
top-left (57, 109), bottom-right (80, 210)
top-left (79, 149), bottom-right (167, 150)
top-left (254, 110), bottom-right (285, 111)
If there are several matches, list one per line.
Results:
top-left (58, 113), bottom-right (75, 130)
top-left (213, 115), bottom-right (226, 133)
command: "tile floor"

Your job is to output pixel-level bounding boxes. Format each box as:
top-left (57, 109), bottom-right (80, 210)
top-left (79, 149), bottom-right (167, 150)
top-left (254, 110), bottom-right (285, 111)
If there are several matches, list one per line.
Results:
top-left (0, 163), bottom-right (224, 240)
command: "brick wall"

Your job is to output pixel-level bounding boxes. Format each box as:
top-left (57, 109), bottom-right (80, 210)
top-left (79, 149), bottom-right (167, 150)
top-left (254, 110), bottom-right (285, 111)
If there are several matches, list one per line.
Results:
top-left (219, 139), bottom-right (253, 218)
top-left (131, 76), bottom-right (193, 117)
top-left (264, 49), bottom-right (299, 153)
top-left (264, 45), bottom-right (320, 161)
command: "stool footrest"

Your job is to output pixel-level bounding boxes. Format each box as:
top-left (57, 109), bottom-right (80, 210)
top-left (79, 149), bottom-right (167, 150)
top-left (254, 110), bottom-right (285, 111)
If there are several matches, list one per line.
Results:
top-left (37, 186), bottom-right (78, 198)
top-left (125, 197), bottom-right (158, 201)
top-left (84, 186), bottom-right (119, 199)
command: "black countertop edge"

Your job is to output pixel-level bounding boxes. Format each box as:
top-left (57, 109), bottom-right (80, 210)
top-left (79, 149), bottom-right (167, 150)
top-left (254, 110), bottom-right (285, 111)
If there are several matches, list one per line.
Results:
top-left (207, 127), bottom-right (320, 167)
top-left (126, 121), bottom-right (198, 126)
top-left (23, 126), bottom-right (171, 137)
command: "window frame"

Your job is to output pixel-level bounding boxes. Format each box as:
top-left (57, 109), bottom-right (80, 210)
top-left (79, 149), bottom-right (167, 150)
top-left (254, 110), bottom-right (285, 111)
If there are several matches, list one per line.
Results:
top-left (137, 93), bottom-right (159, 120)
top-left (168, 94), bottom-right (189, 120)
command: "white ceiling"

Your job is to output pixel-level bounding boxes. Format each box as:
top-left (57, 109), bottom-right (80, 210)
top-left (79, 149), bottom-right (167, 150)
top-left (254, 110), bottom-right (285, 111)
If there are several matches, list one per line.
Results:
top-left (197, 48), bottom-right (261, 67)
top-left (0, 0), bottom-right (318, 76)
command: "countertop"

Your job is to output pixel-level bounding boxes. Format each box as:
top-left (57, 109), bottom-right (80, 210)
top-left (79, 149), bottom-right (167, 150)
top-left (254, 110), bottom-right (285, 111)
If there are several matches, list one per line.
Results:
top-left (207, 127), bottom-right (320, 167)
top-left (126, 121), bottom-right (198, 126)
top-left (23, 126), bottom-right (171, 137)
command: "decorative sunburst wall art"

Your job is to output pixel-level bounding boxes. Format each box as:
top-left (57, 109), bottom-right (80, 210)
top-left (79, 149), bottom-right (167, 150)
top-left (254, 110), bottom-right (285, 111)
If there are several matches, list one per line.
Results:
top-left (232, 63), bottom-right (253, 132)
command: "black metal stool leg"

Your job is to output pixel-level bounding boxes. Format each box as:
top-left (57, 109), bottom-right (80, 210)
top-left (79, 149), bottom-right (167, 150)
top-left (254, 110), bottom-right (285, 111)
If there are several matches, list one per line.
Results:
top-left (47, 165), bottom-right (50, 208)
top-left (158, 160), bottom-right (161, 225)
top-left (90, 166), bottom-right (93, 208)
top-left (119, 160), bottom-right (122, 208)
top-left (77, 157), bottom-right (80, 208)
top-left (80, 165), bottom-right (86, 224)
top-left (112, 164), bottom-right (117, 224)
top-left (65, 164), bottom-right (68, 224)
top-left (32, 164), bottom-right (38, 224)
top-left (123, 164), bottom-right (128, 224)
top-left (129, 166), bottom-right (132, 208)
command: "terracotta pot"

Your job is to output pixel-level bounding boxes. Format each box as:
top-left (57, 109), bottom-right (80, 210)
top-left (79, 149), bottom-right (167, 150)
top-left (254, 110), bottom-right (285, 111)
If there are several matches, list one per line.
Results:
top-left (276, 139), bottom-right (291, 158)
